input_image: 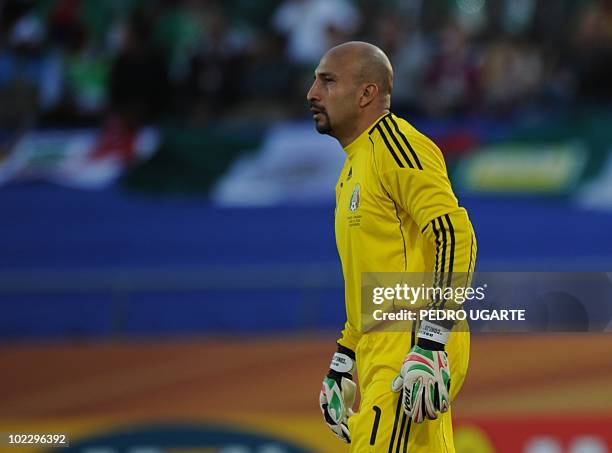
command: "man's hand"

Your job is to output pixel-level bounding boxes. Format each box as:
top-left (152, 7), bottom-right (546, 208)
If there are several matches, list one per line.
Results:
top-left (391, 345), bottom-right (451, 423)
top-left (319, 346), bottom-right (356, 443)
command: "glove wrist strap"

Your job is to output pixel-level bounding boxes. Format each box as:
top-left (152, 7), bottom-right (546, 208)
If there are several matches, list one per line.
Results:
top-left (330, 344), bottom-right (356, 375)
top-left (417, 320), bottom-right (451, 345)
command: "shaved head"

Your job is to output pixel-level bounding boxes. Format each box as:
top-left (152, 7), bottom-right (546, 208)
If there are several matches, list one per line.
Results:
top-left (327, 41), bottom-right (394, 98)
top-left (307, 41), bottom-right (394, 147)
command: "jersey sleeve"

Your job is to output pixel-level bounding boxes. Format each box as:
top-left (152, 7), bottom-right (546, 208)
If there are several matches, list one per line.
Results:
top-left (337, 321), bottom-right (361, 352)
top-left (376, 126), bottom-right (458, 231)
top-left (375, 118), bottom-right (477, 308)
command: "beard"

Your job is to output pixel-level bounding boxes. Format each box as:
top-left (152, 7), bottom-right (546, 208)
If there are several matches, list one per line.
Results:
top-left (314, 111), bottom-right (332, 135)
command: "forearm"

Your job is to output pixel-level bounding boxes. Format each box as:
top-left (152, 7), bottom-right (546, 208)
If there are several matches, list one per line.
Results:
top-left (419, 209), bottom-right (477, 348)
top-left (422, 209), bottom-right (477, 300)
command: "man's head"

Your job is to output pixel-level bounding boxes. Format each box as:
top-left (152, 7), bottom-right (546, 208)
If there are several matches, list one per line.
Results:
top-left (307, 41), bottom-right (393, 145)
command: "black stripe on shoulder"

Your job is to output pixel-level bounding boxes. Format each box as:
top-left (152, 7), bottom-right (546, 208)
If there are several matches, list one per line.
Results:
top-left (388, 114), bottom-right (424, 170)
top-left (368, 112), bottom-right (392, 135)
top-left (376, 124), bottom-right (405, 168)
top-left (381, 117), bottom-right (415, 169)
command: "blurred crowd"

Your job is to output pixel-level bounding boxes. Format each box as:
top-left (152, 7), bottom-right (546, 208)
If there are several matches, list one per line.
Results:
top-left (1, 0), bottom-right (612, 130)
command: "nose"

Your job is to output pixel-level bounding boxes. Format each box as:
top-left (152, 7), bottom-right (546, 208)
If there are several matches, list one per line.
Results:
top-left (307, 79), bottom-right (319, 103)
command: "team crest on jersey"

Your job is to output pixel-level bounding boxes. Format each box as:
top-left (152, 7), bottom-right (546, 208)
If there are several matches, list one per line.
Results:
top-left (349, 184), bottom-right (360, 212)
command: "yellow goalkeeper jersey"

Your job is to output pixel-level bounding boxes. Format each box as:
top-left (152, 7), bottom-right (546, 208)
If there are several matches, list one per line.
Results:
top-left (335, 112), bottom-right (477, 351)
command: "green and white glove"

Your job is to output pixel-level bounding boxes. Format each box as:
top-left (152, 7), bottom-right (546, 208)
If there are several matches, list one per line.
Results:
top-left (319, 345), bottom-right (357, 443)
top-left (391, 321), bottom-right (451, 423)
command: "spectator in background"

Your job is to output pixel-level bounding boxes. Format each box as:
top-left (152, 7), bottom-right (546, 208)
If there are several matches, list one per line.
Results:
top-left (186, 4), bottom-right (246, 121)
top-left (236, 31), bottom-right (295, 118)
top-left (151, 0), bottom-right (203, 81)
top-left (84, 12), bottom-right (169, 164)
top-left (46, 0), bottom-right (82, 46)
top-left (61, 27), bottom-right (109, 121)
top-left (0, 1), bottom-right (62, 128)
top-left (46, 0), bottom-right (112, 125)
top-left (369, 7), bottom-right (431, 113)
top-left (1, 0), bottom-right (611, 127)
top-left (480, 37), bottom-right (544, 113)
top-left (108, 14), bottom-right (169, 125)
top-left (570, 0), bottom-right (612, 103)
top-left (272, 0), bottom-right (360, 67)
top-left (422, 22), bottom-right (480, 115)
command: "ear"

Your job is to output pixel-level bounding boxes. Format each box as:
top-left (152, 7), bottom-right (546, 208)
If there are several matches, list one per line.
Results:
top-left (359, 83), bottom-right (379, 108)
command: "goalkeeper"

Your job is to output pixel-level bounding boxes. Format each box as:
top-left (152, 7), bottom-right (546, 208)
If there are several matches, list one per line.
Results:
top-left (309, 42), bottom-right (476, 452)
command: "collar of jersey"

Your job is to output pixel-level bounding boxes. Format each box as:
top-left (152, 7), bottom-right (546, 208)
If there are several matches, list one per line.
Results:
top-left (343, 112), bottom-right (391, 157)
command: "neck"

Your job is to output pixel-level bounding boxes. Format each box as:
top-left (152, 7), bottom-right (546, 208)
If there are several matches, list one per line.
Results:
top-left (337, 108), bottom-right (390, 148)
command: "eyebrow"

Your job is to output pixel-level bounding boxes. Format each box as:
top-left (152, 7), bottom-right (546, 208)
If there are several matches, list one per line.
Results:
top-left (315, 71), bottom-right (337, 78)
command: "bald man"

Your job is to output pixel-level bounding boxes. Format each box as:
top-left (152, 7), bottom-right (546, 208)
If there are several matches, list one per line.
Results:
top-left (310, 42), bottom-right (476, 452)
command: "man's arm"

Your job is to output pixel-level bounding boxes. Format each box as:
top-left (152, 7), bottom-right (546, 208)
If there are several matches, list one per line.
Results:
top-left (417, 209), bottom-right (477, 347)
top-left (377, 124), bottom-right (477, 422)
top-left (378, 127), bottom-right (477, 318)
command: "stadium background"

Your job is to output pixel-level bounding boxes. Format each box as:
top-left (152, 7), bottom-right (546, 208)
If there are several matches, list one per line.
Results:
top-left (1, 0), bottom-right (612, 452)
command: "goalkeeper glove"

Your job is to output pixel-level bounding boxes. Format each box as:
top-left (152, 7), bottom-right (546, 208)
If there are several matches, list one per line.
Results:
top-left (391, 321), bottom-right (451, 423)
top-left (319, 344), bottom-right (357, 443)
